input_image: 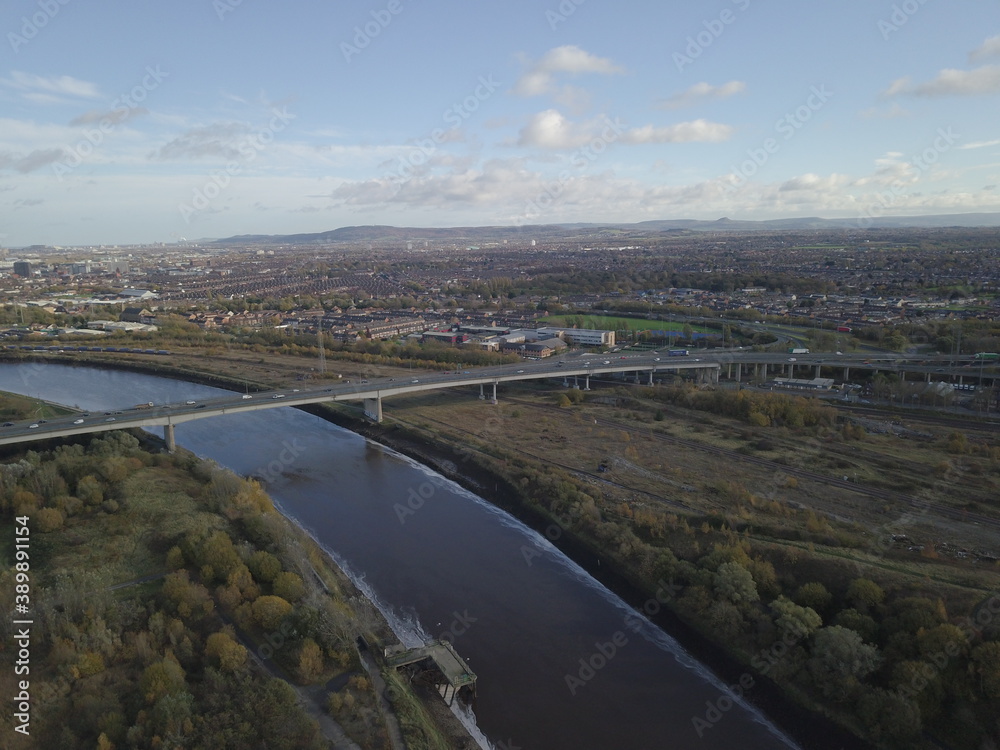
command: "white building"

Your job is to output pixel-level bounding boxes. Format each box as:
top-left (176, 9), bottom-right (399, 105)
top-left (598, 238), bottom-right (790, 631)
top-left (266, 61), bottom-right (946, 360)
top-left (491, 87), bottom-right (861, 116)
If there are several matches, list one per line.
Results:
top-left (536, 327), bottom-right (615, 347)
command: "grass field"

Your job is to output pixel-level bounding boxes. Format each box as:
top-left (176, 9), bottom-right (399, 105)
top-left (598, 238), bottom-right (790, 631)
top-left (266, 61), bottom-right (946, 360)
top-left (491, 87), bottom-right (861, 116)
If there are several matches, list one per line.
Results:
top-left (540, 314), bottom-right (717, 334)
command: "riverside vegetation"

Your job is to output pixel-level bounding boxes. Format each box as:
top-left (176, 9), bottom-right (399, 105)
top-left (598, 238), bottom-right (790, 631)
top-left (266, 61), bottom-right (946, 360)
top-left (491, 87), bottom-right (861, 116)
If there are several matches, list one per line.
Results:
top-left (4, 336), bottom-right (998, 748)
top-left (381, 380), bottom-right (1000, 750)
top-left (0, 398), bottom-right (462, 749)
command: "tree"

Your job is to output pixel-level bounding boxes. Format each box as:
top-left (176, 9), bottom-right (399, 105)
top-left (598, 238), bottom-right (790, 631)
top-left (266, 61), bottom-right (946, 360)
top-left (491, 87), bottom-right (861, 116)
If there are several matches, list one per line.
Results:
top-left (140, 656), bottom-right (186, 704)
top-left (770, 596), bottom-right (822, 641)
top-left (205, 631), bottom-right (248, 672)
top-left (808, 626), bottom-right (881, 701)
top-left (832, 608), bottom-right (878, 643)
top-left (713, 562), bottom-right (759, 605)
top-left (248, 550), bottom-right (282, 583)
top-left (846, 578), bottom-right (884, 612)
top-left (198, 531), bottom-right (241, 582)
top-left (971, 641), bottom-right (1000, 699)
top-left (297, 638), bottom-right (325, 683)
top-left (272, 571), bottom-right (305, 603)
top-left (794, 582), bottom-right (832, 615)
top-left (35, 507), bottom-right (64, 532)
top-left (857, 687), bottom-right (922, 748)
top-left (916, 623), bottom-right (967, 660)
top-left (252, 595), bottom-right (293, 631)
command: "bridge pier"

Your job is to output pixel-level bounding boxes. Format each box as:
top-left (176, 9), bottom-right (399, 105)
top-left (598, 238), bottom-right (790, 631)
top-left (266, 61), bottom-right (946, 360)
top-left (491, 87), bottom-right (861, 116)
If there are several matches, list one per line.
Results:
top-left (584, 375), bottom-right (590, 391)
top-left (479, 384), bottom-right (485, 401)
top-left (491, 382), bottom-right (497, 404)
top-left (648, 370), bottom-right (654, 386)
top-left (814, 364), bottom-right (821, 379)
top-left (735, 363), bottom-right (742, 383)
top-left (364, 396), bottom-right (383, 423)
top-left (164, 423), bottom-right (176, 453)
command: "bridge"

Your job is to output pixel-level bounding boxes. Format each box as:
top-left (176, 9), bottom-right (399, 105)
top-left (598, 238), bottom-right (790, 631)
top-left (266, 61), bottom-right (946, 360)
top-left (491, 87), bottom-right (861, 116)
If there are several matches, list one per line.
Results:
top-left (0, 351), bottom-right (993, 451)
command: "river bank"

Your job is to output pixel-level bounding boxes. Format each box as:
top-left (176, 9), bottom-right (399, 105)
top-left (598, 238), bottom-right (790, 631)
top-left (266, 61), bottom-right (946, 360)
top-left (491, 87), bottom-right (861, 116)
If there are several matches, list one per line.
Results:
top-left (1, 352), bottom-right (868, 748)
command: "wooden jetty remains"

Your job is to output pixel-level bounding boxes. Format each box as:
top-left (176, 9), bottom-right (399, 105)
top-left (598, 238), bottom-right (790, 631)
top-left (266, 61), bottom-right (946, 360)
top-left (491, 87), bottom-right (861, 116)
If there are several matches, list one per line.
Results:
top-left (385, 640), bottom-right (477, 705)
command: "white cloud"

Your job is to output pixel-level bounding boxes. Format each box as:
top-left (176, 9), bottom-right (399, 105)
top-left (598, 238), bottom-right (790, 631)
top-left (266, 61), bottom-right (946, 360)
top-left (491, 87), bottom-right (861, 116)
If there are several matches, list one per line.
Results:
top-left (970, 35), bottom-right (1000, 63)
top-left (880, 76), bottom-right (912, 98)
top-left (658, 81), bottom-right (745, 110)
top-left (0, 148), bottom-right (66, 174)
top-left (70, 107), bottom-right (148, 127)
top-left (621, 120), bottom-right (733, 144)
top-left (883, 65), bottom-right (1000, 97)
top-left (152, 122), bottom-right (252, 160)
top-left (0, 72), bottom-right (101, 100)
top-left (512, 45), bottom-right (624, 97)
top-left (959, 139), bottom-right (1000, 150)
top-left (517, 109), bottom-right (595, 149)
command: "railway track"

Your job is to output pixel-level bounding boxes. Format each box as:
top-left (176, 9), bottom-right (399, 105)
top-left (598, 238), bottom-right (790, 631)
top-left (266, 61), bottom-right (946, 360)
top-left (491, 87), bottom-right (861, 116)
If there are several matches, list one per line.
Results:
top-left (837, 404), bottom-right (1000, 433)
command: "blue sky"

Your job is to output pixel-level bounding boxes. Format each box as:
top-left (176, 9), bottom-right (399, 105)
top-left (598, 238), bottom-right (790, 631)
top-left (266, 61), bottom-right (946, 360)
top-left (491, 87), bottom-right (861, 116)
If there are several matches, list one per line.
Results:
top-left (2, 0), bottom-right (999, 246)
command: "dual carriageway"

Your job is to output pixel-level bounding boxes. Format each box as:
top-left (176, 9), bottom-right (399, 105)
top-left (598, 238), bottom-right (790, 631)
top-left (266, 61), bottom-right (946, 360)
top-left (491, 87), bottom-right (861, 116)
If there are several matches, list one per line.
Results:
top-left (0, 349), bottom-right (994, 451)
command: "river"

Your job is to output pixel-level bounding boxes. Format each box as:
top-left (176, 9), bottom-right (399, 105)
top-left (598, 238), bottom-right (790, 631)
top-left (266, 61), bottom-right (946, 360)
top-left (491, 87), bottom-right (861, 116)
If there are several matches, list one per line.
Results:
top-left (0, 362), bottom-right (803, 750)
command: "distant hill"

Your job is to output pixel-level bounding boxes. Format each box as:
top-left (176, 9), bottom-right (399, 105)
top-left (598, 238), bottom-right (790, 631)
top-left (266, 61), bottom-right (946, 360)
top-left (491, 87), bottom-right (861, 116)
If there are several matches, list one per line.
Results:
top-left (211, 212), bottom-right (1000, 245)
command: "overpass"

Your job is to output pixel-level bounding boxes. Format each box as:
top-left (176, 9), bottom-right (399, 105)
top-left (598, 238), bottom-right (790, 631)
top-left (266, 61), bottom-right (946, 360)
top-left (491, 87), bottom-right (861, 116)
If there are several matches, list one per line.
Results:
top-left (0, 355), bottom-right (720, 450)
top-left (0, 350), bottom-right (993, 451)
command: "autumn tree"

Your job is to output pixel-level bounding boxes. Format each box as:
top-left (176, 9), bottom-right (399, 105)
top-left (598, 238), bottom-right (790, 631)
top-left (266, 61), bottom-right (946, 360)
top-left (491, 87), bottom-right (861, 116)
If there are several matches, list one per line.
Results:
top-left (272, 572), bottom-right (305, 603)
top-left (205, 631), bottom-right (248, 672)
top-left (252, 595), bottom-right (293, 631)
top-left (808, 626), bottom-right (881, 701)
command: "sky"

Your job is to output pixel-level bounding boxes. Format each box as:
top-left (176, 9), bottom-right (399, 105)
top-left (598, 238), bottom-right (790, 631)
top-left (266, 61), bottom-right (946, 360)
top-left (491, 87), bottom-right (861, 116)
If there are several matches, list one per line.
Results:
top-left (1, 0), bottom-right (999, 246)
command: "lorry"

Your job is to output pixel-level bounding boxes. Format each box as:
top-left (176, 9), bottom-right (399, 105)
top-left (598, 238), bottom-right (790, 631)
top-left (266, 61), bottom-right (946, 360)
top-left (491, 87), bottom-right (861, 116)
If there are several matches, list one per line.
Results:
top-left (132, 402), bottom-right (154, 410)
top-left (787, 348), bottom-right (809, 354)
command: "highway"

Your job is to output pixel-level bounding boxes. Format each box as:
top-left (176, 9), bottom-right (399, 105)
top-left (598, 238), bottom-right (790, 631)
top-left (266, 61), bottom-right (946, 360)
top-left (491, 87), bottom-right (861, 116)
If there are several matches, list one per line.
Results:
top-left (0, 350), bottom-right (992, 448)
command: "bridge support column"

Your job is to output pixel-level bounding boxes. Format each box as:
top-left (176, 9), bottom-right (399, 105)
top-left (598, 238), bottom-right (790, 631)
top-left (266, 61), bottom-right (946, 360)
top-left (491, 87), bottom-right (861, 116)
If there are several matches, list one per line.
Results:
top-left (735, 363), bottom-right (742, 382)
top-left (584, 375), bottom-right (590, 391)
top-left (164, 424), bottom-right (176, 453)
top-left (491, 382), bottom-right (497, 404)
top-left (479, 384), bottom-right (485, 400)
top-left (648, 370), bottom-right (654, 386)
top-left (364, 396), bottom-right (383, 423)
top-left (814, 364), bottom-right (821, 379)
top-left (844, 366), bottom-right (850, 380)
